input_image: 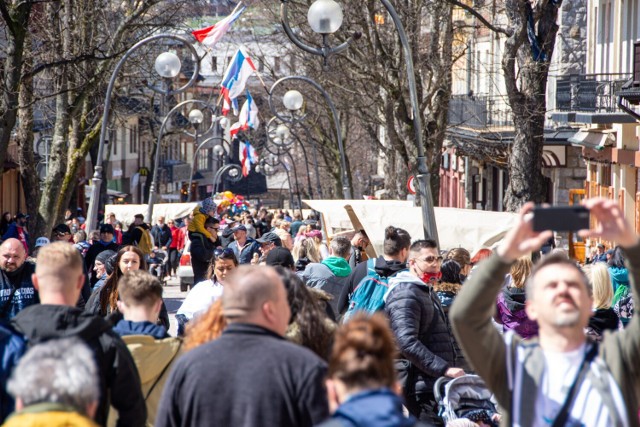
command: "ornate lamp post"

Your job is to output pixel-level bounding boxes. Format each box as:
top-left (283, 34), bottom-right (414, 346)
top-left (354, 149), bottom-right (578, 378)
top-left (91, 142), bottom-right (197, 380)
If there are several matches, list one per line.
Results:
top-left (187, 136), bottom-right (229, 202)
top-left (85, 34), bottom-right (199, 232)
top-left (147, 99), bottom-right (216, 222)
top-left (268, 76), bottom-right (351, 198)
top-left (280, 0), bottom-right (439, 244)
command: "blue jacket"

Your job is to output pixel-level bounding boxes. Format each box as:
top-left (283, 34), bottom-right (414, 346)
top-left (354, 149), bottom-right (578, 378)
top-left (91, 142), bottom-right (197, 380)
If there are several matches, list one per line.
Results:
top-left (228, 238), bottom-right (261, 264)
top-left (113, 320), bottom-right (170, 339)
top-left (0, 324), bottom-right (25, 423)
top-left (316, 388), bottom-right (417, 427)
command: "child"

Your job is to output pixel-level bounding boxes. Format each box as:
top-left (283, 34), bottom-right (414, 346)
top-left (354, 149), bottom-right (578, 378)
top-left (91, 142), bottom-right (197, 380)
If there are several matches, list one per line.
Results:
top-left (112, 270), bottom-right (182, 427)
top-left (188, 197), bottom-right (217, 243)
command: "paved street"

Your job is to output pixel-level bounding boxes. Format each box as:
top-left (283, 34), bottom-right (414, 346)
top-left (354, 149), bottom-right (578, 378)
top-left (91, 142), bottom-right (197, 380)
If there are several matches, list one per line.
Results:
top-left (163, 276), bottom-right (186, 337)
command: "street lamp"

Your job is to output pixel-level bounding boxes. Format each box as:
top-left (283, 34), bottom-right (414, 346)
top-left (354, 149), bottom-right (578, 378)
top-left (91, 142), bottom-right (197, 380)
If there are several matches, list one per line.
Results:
top-left (187, 136), bottom-right (228, 202)
top-left (147, 99), bottom-right (216, 222)
top-left (268, 76), bottom-right (350, 198)
top-left (281, 0), bottom-right (360, 66)
top-left (280, 0), bottom-right (439, 244)
top-left (85, 33), bottom-right (199, 232)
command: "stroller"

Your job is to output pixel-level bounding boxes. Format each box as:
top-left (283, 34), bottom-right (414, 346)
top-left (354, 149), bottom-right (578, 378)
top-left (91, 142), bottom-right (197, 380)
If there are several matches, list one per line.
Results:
top-left (434, 374), bottom-right (499, 426)
top-left (147, 249), bottom-right (169, 279)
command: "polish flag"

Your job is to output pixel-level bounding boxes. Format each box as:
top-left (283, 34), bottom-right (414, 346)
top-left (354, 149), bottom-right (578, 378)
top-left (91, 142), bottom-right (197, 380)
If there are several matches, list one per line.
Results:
top-left (192, 4), bottom-right (246, 48)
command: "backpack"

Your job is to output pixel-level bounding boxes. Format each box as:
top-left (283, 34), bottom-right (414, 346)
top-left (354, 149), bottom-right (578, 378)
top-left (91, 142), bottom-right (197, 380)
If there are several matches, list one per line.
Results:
top-left (136, 226), bottom-right (154, 255)
top-left (343, 258), bottom-right (401, 323)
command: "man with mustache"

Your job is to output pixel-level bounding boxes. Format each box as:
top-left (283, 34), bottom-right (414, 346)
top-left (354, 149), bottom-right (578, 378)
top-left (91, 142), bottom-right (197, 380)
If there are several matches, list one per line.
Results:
top-left (0, 238), bottom-right (38, 324)
top-left (450, 198), bottom-right (640, 427)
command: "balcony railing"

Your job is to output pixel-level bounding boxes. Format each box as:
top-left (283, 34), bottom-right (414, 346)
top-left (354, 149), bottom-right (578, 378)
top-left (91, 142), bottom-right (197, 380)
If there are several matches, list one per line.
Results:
top-left (448, 95), bottom-right (513, 129)
top-left (555, 73), bottom-right (631, 113)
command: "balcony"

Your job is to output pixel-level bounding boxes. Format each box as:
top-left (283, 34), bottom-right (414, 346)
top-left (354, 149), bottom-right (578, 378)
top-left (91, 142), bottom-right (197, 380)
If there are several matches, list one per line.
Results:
top-left (448, 95), bottom-right (512, 129)
top-left (551, 73), bottom-right (636, 124)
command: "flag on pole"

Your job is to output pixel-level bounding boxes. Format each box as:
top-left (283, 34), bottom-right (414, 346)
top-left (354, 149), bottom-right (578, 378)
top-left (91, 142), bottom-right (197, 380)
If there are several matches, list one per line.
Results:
top-left (230, 91), bottom-right (260, 136)
top-left (220, 49), bottom-right (256, 115)
top-left (239, 141), bottom-right (259, 177)
top-left (192, 4), bottom-right (246, 48)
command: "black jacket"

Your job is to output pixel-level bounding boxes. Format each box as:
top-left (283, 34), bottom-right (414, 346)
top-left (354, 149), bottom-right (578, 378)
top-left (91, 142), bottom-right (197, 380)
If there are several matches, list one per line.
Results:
top-left (189, 232), bottom-right (216, 285)
top-left (336, 256), bottom-right (407, 315)
top-left (12, 304), bottom-right (146, 427)
top-left (156, 323), bottom-right (328, 427)
top-left (152, 224), bottom-right (173, 248)
top-left (384, 272), bottom-right (455, 395)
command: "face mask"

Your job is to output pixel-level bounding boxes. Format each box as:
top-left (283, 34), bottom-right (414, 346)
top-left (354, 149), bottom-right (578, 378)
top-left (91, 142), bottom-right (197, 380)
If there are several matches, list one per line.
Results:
top-left (420, 271), bottom-right (441, 284)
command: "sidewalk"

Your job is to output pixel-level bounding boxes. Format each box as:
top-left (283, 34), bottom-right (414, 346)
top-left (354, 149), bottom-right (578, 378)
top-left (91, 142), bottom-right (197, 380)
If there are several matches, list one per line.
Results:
top-left (163, 276), bottom-right (186, 336)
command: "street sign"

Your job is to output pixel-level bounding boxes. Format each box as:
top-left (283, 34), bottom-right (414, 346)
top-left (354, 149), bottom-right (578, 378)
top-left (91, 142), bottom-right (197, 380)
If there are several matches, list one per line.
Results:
top-left (407, 175), bottom-right (416, 195)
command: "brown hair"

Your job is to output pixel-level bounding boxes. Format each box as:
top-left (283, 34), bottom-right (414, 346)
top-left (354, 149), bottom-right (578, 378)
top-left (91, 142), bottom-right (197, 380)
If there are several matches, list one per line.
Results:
top-left (446, 247), bottom-right (471, 269)
top-left (510, 255), bottom-right (533, 289)
top-left (328, 312), bottom-right (397, 390)
top-left (100, 246), bottom-right (147, 315)
top-left (183, 299), bottom-right (227, 351)
top-left (118, 270), bottom-right (163, 308)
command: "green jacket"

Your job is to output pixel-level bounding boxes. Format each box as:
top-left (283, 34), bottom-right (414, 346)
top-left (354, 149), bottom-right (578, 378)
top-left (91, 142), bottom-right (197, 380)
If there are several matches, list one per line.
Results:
top-left (449, 243), bottom-right (640, 427)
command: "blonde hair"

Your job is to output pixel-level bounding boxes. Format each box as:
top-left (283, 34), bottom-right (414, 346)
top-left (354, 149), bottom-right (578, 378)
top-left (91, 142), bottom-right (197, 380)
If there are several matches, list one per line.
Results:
top-left (36, 242), bottom-right (83, 290)
top-left (584, 263), bottom-right (613, 309)
top-left (292, 238), bottom-right (321, 263)
top-left (510, 255), bottom-right (533, 289)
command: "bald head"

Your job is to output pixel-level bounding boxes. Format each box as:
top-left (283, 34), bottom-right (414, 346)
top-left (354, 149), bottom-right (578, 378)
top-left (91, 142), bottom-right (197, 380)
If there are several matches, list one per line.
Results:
top-left (34, 242), bottom-right (84, 302)
top-left (0, 238), bottom-right (26, 272)
top-left (222, 265), bottom-right (291, 336)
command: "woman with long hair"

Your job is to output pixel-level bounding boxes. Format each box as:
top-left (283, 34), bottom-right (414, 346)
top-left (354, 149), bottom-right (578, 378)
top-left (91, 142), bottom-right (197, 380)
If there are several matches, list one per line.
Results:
top-left (584, 262), bottom-right (620, 339)
top-left (316, 312), bottom-right (418, 426)
top-left (445, 247), bottom-right (472, 282)
top-left (291, 237), bottom-right (322, 272)
top-left (608, 246), bottom-right (630, 311)
top-left (86, 246), bottom-right (169, 329)
top-left (495, 254), bottom-right (538, 339)
top-left (176, 248), bottom-right (238, 336)
top-left (276, 267), bottom-right (336, 360)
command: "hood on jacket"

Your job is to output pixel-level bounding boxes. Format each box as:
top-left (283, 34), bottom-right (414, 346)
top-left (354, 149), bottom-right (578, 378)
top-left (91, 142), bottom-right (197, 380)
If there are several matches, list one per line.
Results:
top-left (121, 335), bottom-right (182, 385)
top-left (331, 388), bottom-right (415, 427)
top-left (12, 304), bottom-right (110, 344)
top-left (321, 256), bottom-right (352, 277)
top-left (373, 256), bottom-right (407, 277)
top-left (608, 266), bottom-right (630, 287)
top-left (113, 320), bottom-right (169, 340)
top-left (501, 286), bottom-right (528, 313)
top-left (384, 271), bottom-right (427, 302)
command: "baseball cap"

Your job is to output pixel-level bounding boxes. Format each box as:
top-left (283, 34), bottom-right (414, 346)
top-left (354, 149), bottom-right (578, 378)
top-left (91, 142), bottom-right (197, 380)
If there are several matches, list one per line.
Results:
top-left (597, 243), bottom-right (605, 248)
top-left (256, 232), bottom-right (282, 246)
top-left (265, 247), bottom-right (295, 269)
top-left (232, 225), bottom-right (247, 232)
top-left (52, 223), bottom-right (71, 235)
top-left (99, 224), bottom-right (115, 234)
top-left (35, 237), bottom-right (50, 248)
top-left (16, 212), bottom-right (29, 220)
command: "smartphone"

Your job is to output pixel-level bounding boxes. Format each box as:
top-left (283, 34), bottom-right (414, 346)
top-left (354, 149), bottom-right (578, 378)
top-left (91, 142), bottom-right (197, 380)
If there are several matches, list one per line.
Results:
top-left (532, 205), bottom-right (590, 232)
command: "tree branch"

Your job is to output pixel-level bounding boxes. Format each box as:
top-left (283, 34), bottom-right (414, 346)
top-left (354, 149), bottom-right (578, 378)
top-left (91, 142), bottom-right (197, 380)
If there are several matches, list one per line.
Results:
top-left (445, 0), bottom-right (512, 36)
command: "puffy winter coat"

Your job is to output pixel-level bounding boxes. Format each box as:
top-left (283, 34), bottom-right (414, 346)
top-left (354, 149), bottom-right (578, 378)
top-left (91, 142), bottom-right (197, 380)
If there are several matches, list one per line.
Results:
top-left (384, 271), bottom-right (455, 395)
top-left (495, 286), bottom-right (539, 339)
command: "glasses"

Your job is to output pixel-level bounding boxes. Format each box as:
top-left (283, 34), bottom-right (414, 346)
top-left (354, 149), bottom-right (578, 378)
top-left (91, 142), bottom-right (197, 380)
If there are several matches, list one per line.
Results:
top-left (214, 248), bottom-right (235, 258)
top-left (414, 256), bottom-right (443, 264)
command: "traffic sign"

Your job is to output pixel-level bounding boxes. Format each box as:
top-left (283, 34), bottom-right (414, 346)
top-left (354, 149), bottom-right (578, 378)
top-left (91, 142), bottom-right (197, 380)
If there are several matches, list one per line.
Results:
top-left (407, 175), bottom-right (416, 195)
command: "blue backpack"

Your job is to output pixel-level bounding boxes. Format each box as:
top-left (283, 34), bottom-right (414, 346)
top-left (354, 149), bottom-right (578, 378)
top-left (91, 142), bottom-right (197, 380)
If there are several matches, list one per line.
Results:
top-left (343, 258), bottom-right (403, 323)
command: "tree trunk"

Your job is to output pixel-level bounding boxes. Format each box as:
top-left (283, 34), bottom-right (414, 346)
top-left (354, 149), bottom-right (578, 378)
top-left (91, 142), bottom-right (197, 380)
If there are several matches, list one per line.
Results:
top-left (0, 2), bottom-right (32, 179)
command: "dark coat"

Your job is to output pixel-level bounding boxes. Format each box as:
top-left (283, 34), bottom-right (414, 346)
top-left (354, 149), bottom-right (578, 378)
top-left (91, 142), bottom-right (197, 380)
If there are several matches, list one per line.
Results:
top-left (385, 272), bottom-right (455, 395)
top-left (152, 224), bottom-right (173, 248)
top-left (12, 304), bottom-right (146, 427)
top-left (0, 261), bottom-right (38, 325)
top-left (0, 324), bottom-right (25, 422)
top-left (189, 232), bottom-right (216, 285)
top-left (156, 323), bottom-right (328, 427)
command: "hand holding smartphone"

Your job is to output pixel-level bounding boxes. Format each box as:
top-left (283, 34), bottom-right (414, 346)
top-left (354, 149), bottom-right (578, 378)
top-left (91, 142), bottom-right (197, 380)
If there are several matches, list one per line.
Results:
top-left (532, 205), bottom-right (590, 232)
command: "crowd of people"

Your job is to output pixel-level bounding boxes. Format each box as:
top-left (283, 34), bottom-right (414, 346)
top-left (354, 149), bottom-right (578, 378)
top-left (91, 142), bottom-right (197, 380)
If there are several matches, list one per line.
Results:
top-left (0, 197), bottom-right (637, 427)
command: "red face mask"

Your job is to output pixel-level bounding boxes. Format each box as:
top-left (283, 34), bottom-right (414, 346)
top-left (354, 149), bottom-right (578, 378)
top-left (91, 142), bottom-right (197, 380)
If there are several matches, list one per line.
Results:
top-left (420, 271), bottom-right (441, 284)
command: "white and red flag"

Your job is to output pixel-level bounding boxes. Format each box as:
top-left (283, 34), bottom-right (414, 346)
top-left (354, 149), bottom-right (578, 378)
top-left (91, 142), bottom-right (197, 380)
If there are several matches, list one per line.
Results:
top-left (239, 141), bottom-right (259, 177)
top-left (192, 4), bottom-right (246, 48)
top-left (230, 91), bottom-right (260, 136)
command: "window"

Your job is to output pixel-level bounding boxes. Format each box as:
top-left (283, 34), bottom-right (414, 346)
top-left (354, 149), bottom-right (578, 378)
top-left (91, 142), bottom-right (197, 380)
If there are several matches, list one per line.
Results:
top-left (110, 130), bottom-right (117, 155)
top-left (211, 56), bottom-right (218, 74)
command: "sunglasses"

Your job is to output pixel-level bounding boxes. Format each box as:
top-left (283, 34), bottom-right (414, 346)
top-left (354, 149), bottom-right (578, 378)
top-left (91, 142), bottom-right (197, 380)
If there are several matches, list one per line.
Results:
top-left (415, 256), bottom-right (443, 263)
top-left (214, 248), bottom-right (235, 258)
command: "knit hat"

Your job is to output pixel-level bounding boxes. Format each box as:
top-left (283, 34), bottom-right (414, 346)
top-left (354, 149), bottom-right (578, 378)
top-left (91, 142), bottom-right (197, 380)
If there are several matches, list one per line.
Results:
top-left (265, 247), bottom-right (295, 269)
top-left (95, 250), bottom-right (116, 266)
top-left (200, 198), bottom-right (217, 215)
